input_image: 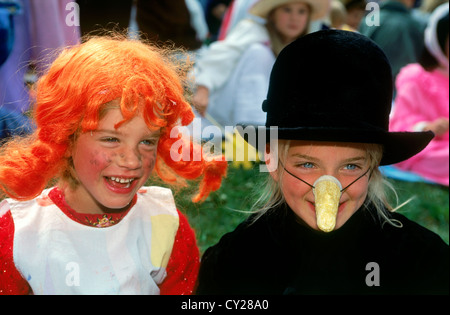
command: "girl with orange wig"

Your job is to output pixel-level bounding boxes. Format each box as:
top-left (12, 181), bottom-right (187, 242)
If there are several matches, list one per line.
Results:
top-left (0, 35), bottom-right (227, 295)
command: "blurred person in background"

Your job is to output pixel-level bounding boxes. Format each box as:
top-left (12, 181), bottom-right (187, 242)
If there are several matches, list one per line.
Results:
top-left (413, 0), bottom-right (448, 27)
top-left (217, 0), bottom-right (260, 40)
top-left (0, 106), bottom-right (33, 142)
top-left (77, 0), bottom-right (132, 36)
top-left (79, 0), bottom-right (208, 52)
top-left (204, 0), bottom-right (330, 128)
top-left (359, 0), bottom-right (425, 85)
top-left (1, 0), bottom-right (79, 113)
top-left (205, 0), bottom-right (233, 42)
top-left (389, 3), bottom-right (449, 186)
top-left (192, 0), bottom-right (331, 117)
top-left (340, 0), bottom-right (367, 30)
top-left (329, 0), bottom-right (347, 29)
top-left (136, 0), bottom-right (204, 51)
top-left (0, 1), bottom-right (32, 140)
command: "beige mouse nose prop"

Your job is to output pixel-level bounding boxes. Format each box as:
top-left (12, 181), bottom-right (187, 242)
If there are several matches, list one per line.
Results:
top-left (313, 175), bottom-right (342, 232)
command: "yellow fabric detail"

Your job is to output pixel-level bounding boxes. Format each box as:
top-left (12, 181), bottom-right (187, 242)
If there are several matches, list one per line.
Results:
top-left (150, 214), bottom-right (179, 268)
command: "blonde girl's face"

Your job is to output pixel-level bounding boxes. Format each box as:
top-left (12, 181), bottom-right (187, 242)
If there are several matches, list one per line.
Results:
top-left (271, 2), bottom-right (310, 44)
top-left (269, 141), bottom-right (371, 231)
top-left (66, 102), bottom-right (160, 214)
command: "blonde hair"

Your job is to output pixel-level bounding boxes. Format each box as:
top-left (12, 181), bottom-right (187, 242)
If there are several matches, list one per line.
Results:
top-left (330, 0), bottom-right (347, 29)
top-left (251, 140), bottom-right (404, 227)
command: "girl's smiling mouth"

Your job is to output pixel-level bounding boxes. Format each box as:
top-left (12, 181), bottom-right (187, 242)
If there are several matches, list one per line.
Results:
top-left (104, 176), bottom-right (139, 192)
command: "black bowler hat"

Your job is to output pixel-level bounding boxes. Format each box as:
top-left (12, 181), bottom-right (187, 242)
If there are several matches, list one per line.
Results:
top-left (238, 30), bottom-right (433, 166)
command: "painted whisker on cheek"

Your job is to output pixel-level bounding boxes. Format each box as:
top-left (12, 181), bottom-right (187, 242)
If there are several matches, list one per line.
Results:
top-left (146, 159), bottom-right (156, 170)
top-left (142, 151), bottom-right (157, 170)
top-left (102, 152), bottom-right (114, 163)
top-left (89, 159), bottom-right (100, 166)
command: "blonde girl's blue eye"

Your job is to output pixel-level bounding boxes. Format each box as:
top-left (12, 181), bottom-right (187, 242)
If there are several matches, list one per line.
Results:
top-left (344, 164), bottom-right (360, 171)
top-left (294, 162), bottom-right (314, 169)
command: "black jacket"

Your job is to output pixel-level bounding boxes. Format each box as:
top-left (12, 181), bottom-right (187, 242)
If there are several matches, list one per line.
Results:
top-left (197, 203), bottom-right (449, 295)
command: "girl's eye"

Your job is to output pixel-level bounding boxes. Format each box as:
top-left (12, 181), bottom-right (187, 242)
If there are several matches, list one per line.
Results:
top-left (344, 164), bottom-right (360, 171)
top-left (281, 6), bottom-right (293, 14)
top-left (102, 137), bottom-right (119, 143)
top-left (295, 162), bottom-right (315, 169)
top-left (140, 139), bottom-right (158, 146)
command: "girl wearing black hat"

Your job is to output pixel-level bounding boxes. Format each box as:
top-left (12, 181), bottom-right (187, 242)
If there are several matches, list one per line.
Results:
top-left (196, 30), bottom-right (449, 295)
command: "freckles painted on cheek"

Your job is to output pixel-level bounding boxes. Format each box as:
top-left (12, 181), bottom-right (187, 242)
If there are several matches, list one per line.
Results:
top-left (87, 151), bottom-right (100, 167)
top-left (86, 150), bottom-right (113, 170)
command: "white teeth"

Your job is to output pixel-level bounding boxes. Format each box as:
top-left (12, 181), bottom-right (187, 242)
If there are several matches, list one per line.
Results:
top-left (110, 177), bottom-right (134, 183)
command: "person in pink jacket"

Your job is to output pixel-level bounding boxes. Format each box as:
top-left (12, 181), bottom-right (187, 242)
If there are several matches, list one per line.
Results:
top-left (389, 3), bottom-right (449, 186)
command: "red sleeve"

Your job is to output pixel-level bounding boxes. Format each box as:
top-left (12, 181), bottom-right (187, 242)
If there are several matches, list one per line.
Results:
top-left (0, 207), bottom-right (31, 295)
top-left (159, 210), bottom-right (200, 295)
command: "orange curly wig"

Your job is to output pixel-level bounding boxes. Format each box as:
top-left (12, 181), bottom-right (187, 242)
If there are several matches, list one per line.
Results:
top-left (0, 35), bottom-right (227, 202)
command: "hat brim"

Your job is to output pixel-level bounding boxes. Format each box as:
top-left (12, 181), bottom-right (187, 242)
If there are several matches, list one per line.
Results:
top-left (235, 124), bottom-right (434, 166)
top-left (249, 0), bottom-right (330, 21)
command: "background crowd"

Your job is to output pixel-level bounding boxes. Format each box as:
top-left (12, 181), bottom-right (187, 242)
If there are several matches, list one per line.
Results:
top-left (0, 0), bottom-right (448, 187)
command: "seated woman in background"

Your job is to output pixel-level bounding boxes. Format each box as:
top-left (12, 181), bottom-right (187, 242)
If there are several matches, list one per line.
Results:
top-left (389, 3), bottom-right (449, 186)
top-left (205, 0), bottom-right (330, 127)
top-left (192, 0), bottom-right (330, 125)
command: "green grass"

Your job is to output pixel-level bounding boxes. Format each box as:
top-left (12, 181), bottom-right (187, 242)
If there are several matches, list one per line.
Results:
top-left (387, 179), bottom-right (449, 244)
top-left (174, 163), bottom-right (449, 254)
top-left (174, 164), bottom-right (260, 253)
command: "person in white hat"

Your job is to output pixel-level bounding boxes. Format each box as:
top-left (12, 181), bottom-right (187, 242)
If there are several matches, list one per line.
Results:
top-left (191, 0), bottom-right (331, 118)
top-left (197, 0), bottom-right (330, 128)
